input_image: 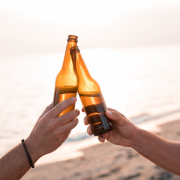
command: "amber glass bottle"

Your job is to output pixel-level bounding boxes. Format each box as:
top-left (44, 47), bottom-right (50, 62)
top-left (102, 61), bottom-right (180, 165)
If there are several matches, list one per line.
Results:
top-left (73, 47), bottom-right (114, 136)
top-left (53, 35), bottom-right (78, 116)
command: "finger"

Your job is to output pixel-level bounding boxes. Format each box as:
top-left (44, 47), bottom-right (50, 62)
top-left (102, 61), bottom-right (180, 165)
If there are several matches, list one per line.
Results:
top-left (84, 116), bottom-right (89, 125)
top-left (107, 108), bottom-right (126, 118)
top-left (61, 118), bottom-right (79, 132)
top-left (102, 132), bottom-right (110, 140)
top-left (46, 97), bottom-right (77, 118)
top-left (87, 125), bottom-right (92, 135)
top-left (105, 110), bottom-right (128, 127)
top-left (119, 112), bottom-right (126, 118)
top-left (108, 107), bottom-right (116, 111)
top-left (81, 107), bottom-right (85, 112)
top-left (98, 135), bottom-right (105, 143)
top-left (39, 103), bottom-right (52, 119)
top-left (34, 103), bottom-right (52, 129)
top-left (53, 109), bottom-right (80, 126)
top-left (105, 110), bottom-right (123, 121)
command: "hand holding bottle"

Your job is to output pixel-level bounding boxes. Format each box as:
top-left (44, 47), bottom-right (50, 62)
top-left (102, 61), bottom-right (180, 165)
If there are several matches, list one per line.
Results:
top-left (83, 108), bottom-right (138, 147)
top-left (0, 98), bottom-right (80, 180)
top-left (26, 97), bottom-right (80, 160)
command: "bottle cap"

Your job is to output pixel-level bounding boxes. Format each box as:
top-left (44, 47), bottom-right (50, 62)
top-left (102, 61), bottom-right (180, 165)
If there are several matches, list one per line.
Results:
top-left (67, 35), bottom-right (78, 42)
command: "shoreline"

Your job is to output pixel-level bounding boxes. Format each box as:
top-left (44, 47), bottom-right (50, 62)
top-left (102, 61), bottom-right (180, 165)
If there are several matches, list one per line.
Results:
top-left (22, 113), bottom-right (180, 179)
top-left (36, 111), bottom-right (180, 166)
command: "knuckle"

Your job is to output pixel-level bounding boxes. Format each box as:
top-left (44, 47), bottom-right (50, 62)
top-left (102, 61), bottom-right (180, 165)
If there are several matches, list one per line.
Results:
top-left (42, 116), bottom-right (48, 123)
top-left (74, 110), bottom-right (79, 116)
top-left (64, 98), bottom-right (72, 106)
top-left (68, 98), bottom-right (72, 103)
top-left (66, 112), bottom-right (74, 120)
top-left (49, 122), bottom-right (56, 131)
top-left (56, 127), bottom-right (63, 135)
top-left (62, 114), bottom-right (73, 124)
top-left (56, 103), bottom-right (62, 111)
top-left (113, 111), bottom-right (120, 119)
top-left (69, 110), bottom-right (77, 119)
top-left (120, 113), bottom-right (126, 118)
top-left (53, 133), bottom-right (59, 141)
top-left (69, 121), bottom-right (75, 129)
top-left (68, 124), bottom-right (73, 130)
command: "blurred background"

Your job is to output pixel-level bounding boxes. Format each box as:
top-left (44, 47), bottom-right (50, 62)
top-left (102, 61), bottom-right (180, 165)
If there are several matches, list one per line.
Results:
top-left (0, 0), bottom-right (180, 179)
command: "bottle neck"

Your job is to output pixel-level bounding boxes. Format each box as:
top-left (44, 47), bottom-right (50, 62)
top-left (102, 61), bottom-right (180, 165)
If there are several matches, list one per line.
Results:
top-left (75, 50), bottom-right (101, 95)
top-left (61, 41), bottom-right (77, 71)
top-left (76, 51), bottom-right (93, 83)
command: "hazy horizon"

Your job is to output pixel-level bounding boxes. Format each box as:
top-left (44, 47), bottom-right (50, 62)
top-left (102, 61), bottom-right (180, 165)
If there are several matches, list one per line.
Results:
top-left (1, 0), bottom-right (180, 56)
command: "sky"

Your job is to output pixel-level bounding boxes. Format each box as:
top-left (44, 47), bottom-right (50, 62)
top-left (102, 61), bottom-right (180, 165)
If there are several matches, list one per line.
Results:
top-left (0, 0), bottom-right (180, 56)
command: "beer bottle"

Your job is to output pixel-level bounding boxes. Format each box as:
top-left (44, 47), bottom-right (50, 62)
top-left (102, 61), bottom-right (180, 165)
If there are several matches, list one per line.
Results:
top-left (53, 35), bottom-right (78, 116)
top-left (71, 47), bottom-right (114, 136)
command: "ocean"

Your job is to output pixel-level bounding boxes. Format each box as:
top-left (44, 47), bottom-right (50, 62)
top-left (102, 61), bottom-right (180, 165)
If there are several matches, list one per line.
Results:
top-left (0, 45), bottom-right (180, 161)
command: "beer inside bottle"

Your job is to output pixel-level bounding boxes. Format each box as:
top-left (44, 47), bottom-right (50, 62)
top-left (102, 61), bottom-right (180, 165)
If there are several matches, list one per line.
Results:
top-left (72, 47), bottom-right (114, 136)
top-left (53, 35), bottom-right (78, 116)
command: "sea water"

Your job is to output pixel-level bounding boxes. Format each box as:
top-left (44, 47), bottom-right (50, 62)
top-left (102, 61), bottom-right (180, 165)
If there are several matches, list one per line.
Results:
top-left (0, 45), bottom-right (180, 159)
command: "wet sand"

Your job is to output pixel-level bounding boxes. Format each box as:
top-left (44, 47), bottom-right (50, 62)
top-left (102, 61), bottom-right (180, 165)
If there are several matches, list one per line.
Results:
top-left (22, 119), bottom-right (180, 180)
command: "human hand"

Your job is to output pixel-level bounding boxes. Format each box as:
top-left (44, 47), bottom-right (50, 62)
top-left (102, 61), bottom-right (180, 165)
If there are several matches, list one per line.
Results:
top-left (83, 108), bottom-right (138, 147)
top-left (25, 97), bottom-right (80, 161)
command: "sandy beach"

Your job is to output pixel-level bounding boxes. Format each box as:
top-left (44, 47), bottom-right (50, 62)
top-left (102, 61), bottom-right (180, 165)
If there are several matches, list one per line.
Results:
top-left (22, 117), bottom-right (180, 180)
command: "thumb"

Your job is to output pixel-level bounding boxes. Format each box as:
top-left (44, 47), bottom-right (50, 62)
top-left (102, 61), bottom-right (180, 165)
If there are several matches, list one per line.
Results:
top-left (105, 109), bottom-right (129, 127)
top-left (105, 110), bottom-right (120, 121)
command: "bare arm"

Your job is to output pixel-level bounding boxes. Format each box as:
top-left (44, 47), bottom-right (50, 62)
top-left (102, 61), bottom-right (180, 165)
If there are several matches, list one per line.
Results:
top-left (0, 140), bottom-right (39, 180)
top-left (132, 128), bottom-right (180, 175)
top-left (83, 108), bottom-right (180, 175)
top-left (0, 97), bottom-right (79, 180)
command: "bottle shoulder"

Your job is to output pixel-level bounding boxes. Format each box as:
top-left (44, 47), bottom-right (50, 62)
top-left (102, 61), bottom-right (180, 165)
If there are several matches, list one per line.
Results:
top-left (55, 69), bottom-right (78, 88)
top-left (78, 78), bottom-right (101, 95)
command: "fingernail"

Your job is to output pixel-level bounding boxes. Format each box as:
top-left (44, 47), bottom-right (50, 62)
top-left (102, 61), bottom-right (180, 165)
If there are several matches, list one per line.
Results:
top-left (106, 110), bottom-right (112, 116)
top-left (99, 136), bottom-right (104, 142)
top-left (71, 97), bottom-right (76, 102)
top-left (87, 128), bottom-right (91, 134)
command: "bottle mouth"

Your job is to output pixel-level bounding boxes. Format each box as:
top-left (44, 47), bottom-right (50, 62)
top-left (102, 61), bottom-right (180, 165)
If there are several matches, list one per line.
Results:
top-left (68, 35), bottom-right (78, 42)
top-left (68, 35), bottom-right (78, 38)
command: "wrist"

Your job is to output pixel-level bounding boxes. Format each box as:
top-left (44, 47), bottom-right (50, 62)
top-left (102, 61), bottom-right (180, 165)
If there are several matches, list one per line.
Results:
top-left (25, 137), bottom-right (41, 163)
top-left (130, 127), bottom-right (142, 149)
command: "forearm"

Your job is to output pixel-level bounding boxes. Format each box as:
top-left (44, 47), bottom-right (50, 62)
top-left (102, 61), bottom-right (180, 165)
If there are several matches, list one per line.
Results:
top-left (0, 100), bottom-right (78, 180)
top-left (0, 139), bottom-right (39, 180)
top-left (131, 128), bottom-right (180, 175)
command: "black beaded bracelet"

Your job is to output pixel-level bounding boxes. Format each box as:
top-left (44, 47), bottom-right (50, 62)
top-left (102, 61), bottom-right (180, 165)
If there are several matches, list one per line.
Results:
top-left (21, 139), bottom-right (34, 168)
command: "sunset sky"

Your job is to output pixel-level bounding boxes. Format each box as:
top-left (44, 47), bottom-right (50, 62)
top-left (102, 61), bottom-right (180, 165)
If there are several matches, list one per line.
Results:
top-left (0, 0), bottom-right (180, 56)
